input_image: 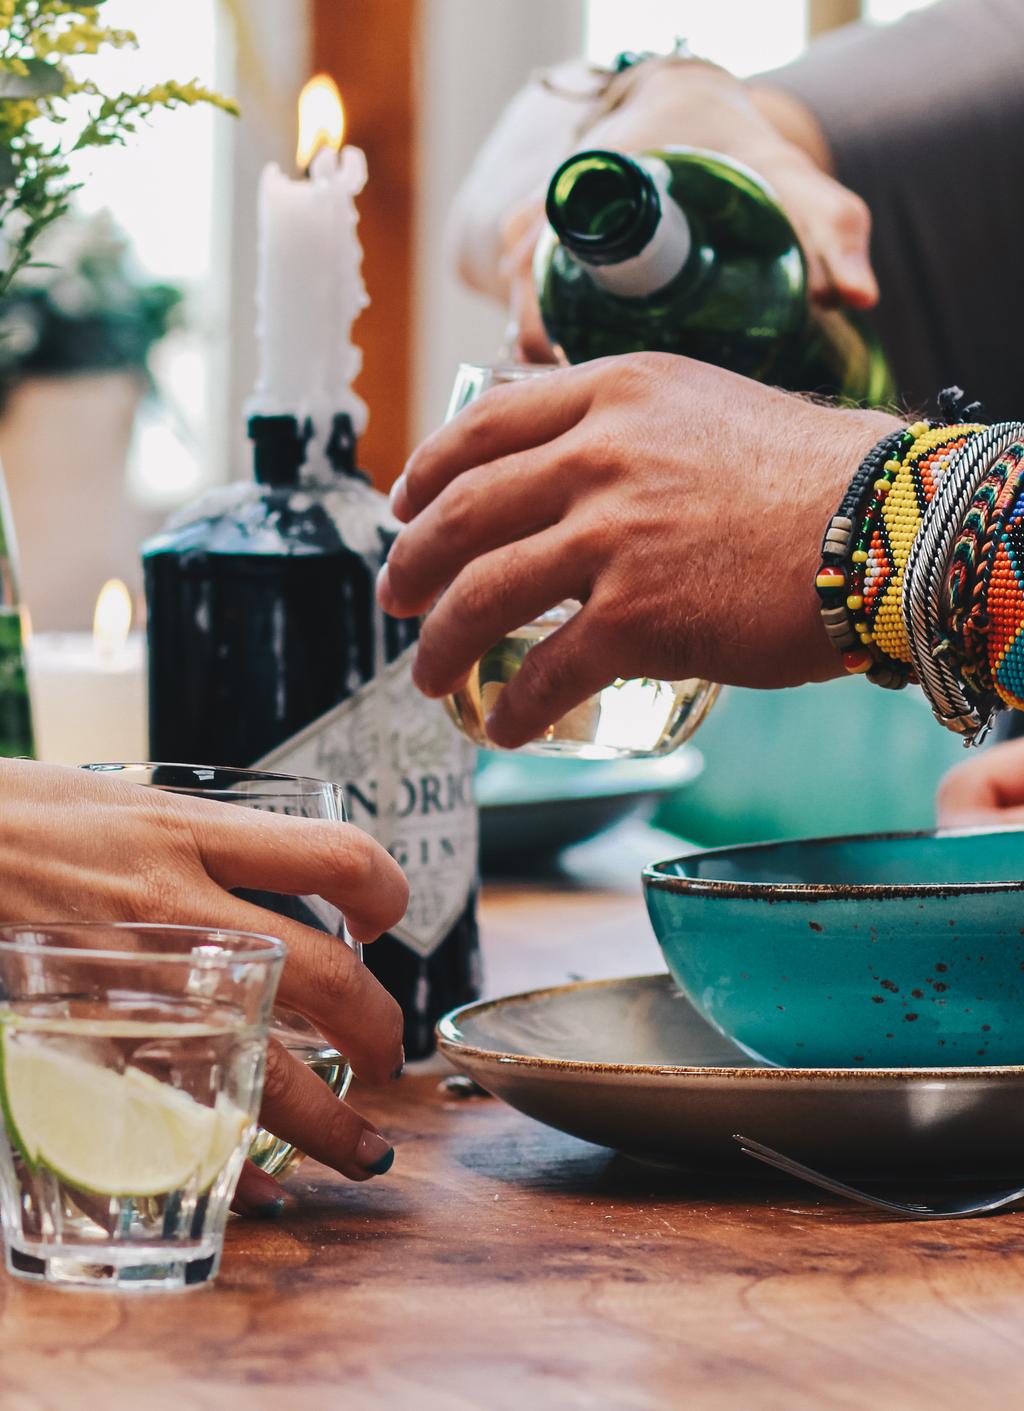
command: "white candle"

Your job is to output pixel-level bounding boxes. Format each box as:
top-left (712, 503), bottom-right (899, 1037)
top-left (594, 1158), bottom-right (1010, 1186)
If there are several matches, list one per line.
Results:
top-left (28, 632), bottom-right (147, 766)
top-left (251, 75), bottom-right (370, 442)
top-left (26, 580), bottom-right (147, 765)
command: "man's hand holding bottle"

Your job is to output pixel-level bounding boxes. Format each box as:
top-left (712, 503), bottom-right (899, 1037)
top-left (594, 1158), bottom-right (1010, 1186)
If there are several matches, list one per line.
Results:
top-left (479, 58), bottom-right (878, 361)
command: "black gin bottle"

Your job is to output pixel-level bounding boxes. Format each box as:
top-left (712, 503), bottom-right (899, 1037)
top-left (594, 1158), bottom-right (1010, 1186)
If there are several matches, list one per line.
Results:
top-left (143, 414), bottom-right (480, 1057)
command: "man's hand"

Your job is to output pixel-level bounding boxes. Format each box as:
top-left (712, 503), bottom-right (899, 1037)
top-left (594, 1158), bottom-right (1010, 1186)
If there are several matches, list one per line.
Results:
top-left (379, 353), bottom-right (899, 748)
top-left (937, 737), bottom-right (1024, 827)
top-left (0, 758), bottom-right (410, 1208)
top-left (500, 62), bottom-right (878, 362)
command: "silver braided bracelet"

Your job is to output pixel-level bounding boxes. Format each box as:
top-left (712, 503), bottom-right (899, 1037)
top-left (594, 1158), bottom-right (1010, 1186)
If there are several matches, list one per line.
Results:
top-left (901, 421), bottom-right (1024, 742)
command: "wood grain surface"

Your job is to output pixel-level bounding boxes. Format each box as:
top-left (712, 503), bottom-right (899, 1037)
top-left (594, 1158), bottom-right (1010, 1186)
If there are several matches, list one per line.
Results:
top-left (4, 882), bottom-right (1024, 1411)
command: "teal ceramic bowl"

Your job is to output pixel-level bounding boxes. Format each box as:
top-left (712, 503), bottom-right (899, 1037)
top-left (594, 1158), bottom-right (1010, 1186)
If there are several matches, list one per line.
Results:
top-left (643, 828), bottom-right (1024, 1068)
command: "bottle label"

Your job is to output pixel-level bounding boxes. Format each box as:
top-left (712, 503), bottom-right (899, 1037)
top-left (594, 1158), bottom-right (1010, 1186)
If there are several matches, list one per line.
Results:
top-left (256, 645), bottom-right (479, 959)
top-left (585, 158), bottom-right (692, 298)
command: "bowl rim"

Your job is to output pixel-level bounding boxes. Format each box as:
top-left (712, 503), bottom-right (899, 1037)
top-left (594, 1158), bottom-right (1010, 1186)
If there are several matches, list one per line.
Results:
top-left (642, 824), bottom-right (1024, 900)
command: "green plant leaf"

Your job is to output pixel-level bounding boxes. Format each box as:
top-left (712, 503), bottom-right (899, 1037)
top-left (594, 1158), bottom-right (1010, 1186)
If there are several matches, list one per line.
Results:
top-left (0, 149), bottom-right (15, 188)
top-left (0, 61), bottom-right (66, 100)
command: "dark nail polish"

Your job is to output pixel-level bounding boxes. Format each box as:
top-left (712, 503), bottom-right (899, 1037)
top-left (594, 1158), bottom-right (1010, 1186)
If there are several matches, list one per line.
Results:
top-left (364, 1146), bottom-right (395, 1176)
top-left (354, 1127), bottom-right (395, 1176)
top-left (245, 1195), bottom-right (285, 1219)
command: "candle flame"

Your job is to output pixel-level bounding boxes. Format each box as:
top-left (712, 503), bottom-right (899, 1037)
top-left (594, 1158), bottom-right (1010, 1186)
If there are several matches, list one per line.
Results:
top-left (297, 74), bottom-right (345, 171)
top-left (93, 579), bottom-right (132, 654)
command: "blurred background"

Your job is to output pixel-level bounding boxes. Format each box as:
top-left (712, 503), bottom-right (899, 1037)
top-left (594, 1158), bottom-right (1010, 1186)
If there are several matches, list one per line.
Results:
top-left (7, 0), bottom-right (959, 856)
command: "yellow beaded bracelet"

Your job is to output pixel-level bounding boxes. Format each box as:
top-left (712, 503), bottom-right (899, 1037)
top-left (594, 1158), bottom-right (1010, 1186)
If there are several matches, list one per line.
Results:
top-left (864, 424), bottom-right (986, 665)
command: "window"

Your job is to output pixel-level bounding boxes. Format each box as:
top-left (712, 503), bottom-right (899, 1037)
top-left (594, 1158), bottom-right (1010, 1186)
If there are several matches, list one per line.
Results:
top-left (585, 0), bottom-right (808, 77)
top-left (66, 0), bottom-right (233, 508)
top-left (865, 0), bottom-right (938, 20)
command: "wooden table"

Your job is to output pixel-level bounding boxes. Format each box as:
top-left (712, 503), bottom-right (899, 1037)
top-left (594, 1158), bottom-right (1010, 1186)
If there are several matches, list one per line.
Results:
top-left (5, 877), bottom-right (1024, 1411)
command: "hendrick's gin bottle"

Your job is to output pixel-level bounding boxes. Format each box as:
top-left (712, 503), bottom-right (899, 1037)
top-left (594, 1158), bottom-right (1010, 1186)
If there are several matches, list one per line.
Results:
top-left (142, 413), bottom-right (480, 1057)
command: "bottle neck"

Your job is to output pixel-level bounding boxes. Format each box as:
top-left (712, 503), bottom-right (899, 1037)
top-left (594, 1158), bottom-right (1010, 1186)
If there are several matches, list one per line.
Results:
top-left (249, 415), bottom-right (312, 487)
top-left (546, 150), bottom-right (692, 298)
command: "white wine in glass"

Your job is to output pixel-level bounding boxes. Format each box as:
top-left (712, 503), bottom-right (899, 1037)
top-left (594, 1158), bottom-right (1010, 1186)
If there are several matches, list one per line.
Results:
top-left (440, 364), bottom-right (719, 758)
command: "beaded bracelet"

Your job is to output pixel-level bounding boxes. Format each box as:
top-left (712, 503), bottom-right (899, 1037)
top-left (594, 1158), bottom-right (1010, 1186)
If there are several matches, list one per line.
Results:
top-left (865, 424), bottom-right (986, 668)
top-left (814, 426), bottom-right (913, 681)
top-left (816, 387), bottom-right (1024, 739)
top-left (815, 392), bottom-right (988, 691)
top-left (986, 481), bottom-right (1024, 710)
top-left (901, 423), bottom-right (1024, 738)
top-left (945, 443), bottom-right (1024, 707)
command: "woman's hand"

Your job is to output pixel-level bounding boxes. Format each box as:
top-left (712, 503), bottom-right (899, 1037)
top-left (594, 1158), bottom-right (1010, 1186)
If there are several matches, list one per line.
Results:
top-left (379, 353), bottom-right (899, 748)
top-left (937, 737), bottom-right (1024, 827)
top-left (0, 759), bottom-right (409, 1210)
top-left (500, 61), bottom-right (878, 362)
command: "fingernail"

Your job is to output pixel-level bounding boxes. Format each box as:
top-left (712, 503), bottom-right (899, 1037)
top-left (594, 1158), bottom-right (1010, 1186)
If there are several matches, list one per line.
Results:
top-left (249, 1195), bottom-right (286, 1219)
top-left (234, 1190), bottom-right (286, 1219)
top-left (355, 1129), bottom-right (396, 1176)
top-left (392, 1046), bottom-right (406, 1081)
top-left (232, 1162), bottom-right (288, 1218)
top-left (388, 474), bottom-right (406, 513)
top-left (376, 563), bottom-right (391, 607)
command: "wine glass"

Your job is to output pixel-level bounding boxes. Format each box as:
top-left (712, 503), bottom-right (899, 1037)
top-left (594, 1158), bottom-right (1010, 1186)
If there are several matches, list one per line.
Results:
top-left (440, 362), bottom-right (720, 758)
top-left (81, 762), bottom-right (353, 1180)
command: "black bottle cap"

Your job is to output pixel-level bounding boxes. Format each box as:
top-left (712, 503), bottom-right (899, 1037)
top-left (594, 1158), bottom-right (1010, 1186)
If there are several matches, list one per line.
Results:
top-left (248, 415), bottom-right (312, 486)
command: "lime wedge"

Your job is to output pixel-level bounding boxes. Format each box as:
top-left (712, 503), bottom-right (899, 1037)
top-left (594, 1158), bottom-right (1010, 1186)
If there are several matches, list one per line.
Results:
top-left (0, 1027), bottom-right (248, 1198)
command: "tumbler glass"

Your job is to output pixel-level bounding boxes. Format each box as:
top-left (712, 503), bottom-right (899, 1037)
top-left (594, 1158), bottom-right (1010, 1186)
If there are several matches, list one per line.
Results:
top-left (0, 921), bottom-right (284, 1291)
top-left (81, 763), bottom-right (353, 1179)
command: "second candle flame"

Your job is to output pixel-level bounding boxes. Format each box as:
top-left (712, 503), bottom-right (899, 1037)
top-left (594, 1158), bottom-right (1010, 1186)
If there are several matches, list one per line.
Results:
top-left (296, 73), bottom-right (345, 172)
top-left (93, 579), bottom-right (133, 656)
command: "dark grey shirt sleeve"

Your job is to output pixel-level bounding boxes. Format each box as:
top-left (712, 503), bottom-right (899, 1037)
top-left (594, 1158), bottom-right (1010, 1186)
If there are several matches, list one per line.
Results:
top-left (768, 0), bottom-right (1024, 420)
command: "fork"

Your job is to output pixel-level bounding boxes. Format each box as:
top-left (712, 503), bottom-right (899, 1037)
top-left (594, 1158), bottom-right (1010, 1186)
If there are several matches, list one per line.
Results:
top-left (734, 1134), bottom-right (1024, 1219)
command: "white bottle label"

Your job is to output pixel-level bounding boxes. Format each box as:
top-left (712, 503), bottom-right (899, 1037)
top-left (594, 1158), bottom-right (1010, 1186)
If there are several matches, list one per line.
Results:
top-left (585, 157), bottom-right (692, 299)
top-left (257, 645), bottom-right (478, 959)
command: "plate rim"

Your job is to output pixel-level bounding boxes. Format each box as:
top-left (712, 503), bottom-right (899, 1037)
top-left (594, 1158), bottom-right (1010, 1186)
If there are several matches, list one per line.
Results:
top-left (476, 746), bottom-right (703, 811)
top-left (436, 972), bottom-right (1024, 1083)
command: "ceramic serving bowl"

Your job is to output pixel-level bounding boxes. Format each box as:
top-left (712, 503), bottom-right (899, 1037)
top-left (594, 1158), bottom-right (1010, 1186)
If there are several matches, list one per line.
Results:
top-left (643, 827), bottom-right (1024, 1068)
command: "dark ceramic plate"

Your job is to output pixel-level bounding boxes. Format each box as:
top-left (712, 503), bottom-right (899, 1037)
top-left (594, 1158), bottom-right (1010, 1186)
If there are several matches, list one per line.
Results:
top-left (438, 973), bottom-right (1024, 1180)
top-left (476, 751), bottom-right (702, 872)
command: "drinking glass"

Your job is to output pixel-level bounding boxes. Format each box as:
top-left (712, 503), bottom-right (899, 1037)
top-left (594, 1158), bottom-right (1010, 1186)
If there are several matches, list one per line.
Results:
top-left (0, 921), bottom-right (284, 1291)
top-left (81, 763), bottom-right (353, 1179)
top-left (440, 362), bottom-right (720, 758)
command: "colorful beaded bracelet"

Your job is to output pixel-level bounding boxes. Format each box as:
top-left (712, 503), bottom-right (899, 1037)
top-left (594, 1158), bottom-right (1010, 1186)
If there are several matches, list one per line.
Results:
top-left (902, 424), bottom-right (1024, 738)
top-left (865, 424), bottom-right (986, 668)
top-left (986, 481), bottom-right (1024, 711)
top-left (945, 442), bottom-right (1024, 708)
top-left (814, 426), bottom-right (913, 682)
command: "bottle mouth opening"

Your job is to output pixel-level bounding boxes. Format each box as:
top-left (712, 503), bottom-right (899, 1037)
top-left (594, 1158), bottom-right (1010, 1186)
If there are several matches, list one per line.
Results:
top-left (546, 151), bottom-right (660, 261)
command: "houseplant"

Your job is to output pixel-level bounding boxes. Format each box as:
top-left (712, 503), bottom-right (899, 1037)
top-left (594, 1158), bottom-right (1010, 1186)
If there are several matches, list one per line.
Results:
top-left (0, 2), bottom-right (235, 638)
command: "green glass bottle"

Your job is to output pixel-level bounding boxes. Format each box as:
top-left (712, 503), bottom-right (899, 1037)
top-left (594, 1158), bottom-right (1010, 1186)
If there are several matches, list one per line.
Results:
top-left (0, 473), bottom-right (34, 758)
top-left (536, 147), bottom-right (894, 405)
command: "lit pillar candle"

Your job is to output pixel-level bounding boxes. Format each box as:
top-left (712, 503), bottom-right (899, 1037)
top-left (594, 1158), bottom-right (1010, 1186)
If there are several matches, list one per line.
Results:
top-left (27, 579), bottom-right (147, 765)
top-left (251, 74), bottom-right (369, 439)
